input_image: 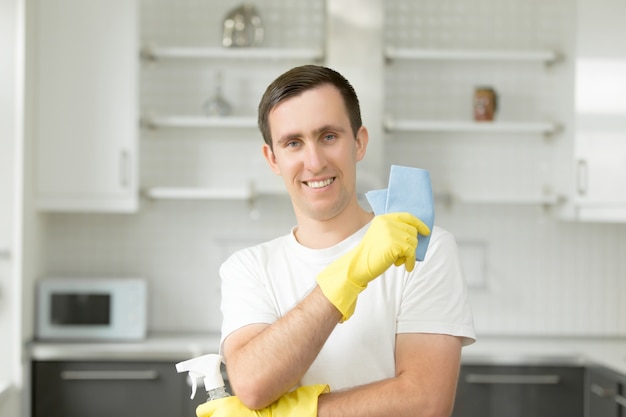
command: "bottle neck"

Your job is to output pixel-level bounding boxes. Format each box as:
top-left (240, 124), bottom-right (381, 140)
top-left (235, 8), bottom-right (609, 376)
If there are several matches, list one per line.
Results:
top-left (207, 386), bottom-right (230, 401)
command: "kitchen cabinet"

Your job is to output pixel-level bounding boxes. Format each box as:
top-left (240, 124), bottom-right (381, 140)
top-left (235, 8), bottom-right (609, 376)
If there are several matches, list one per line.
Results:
top-left (586, 365), bottom-right (626, 417)
top-left (569, 0), bottom-right (626, 222)
top-left (34, 0), bottom-right (138, 212)
top-left (451, 364), bottom-right (584, 417)
top-left (32, 360), bottom-right (215, 417)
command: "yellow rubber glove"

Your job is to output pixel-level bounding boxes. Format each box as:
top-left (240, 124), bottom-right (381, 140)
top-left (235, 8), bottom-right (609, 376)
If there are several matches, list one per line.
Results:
top-left (196, 384), bottom-right (329, 417)
top-left (317, 212), bottom-right (431, 322)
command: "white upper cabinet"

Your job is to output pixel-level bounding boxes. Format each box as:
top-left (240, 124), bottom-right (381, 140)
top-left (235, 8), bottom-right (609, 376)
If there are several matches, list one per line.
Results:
top-left (571, 0), bottom-right (626, 222)
top-left (34, 0), bottom-right (138, 212)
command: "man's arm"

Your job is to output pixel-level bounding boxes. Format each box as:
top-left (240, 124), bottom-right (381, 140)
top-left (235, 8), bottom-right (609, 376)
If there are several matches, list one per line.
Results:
top-left (317, 333), bottom-right (463, 417)
top-left (223, 286), bottom-right (342, 409)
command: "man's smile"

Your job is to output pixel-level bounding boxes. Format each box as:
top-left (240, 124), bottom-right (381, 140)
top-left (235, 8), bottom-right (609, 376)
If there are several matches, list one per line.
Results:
top-left (305, 177), bottom-right (335, 189)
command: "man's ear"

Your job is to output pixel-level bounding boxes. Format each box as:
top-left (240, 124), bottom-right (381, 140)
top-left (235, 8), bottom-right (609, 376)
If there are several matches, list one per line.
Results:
top-left (262, 143), bottom-right (281, 175)
top-left (355, 126), bottom-right (369, 162)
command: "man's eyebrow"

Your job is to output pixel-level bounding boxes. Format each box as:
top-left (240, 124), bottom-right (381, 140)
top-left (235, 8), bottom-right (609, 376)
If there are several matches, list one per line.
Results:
top-left (276, 132), bottom-right (302, 146)
top-left (276, 124), bottom-right (348, 146)
top-left (313, 124), bottom-right (348, 136)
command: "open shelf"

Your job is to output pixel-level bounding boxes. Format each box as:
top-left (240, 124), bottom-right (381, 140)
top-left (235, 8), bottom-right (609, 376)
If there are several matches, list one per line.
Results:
top-left (143, 187), bottom-right (251, 200)
top-left (384, 47), bottom-right (560, 64)
top-left (142, 187), bottom-right (562, 206)
top-left (142, 186), bottom-right (287, 201)
top-left (384, 118), bottom-right (561, 135)
top-left (141, 45), bottom-right (325, 61)
top-left (435, 192), bottom-right (565, 206)
top-left (142, 115), bottom-right (257, 129)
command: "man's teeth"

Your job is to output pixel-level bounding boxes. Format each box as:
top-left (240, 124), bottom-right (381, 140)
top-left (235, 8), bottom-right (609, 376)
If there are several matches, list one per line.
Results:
top-left (307, 178), bottom-right (334, 189)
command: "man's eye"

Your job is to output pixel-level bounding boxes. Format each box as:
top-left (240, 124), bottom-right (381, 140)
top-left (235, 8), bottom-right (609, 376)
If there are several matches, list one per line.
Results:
top-left (286, 140), bottom-right (300, 147)
top-left (323, 134), bottom-right (336, 141)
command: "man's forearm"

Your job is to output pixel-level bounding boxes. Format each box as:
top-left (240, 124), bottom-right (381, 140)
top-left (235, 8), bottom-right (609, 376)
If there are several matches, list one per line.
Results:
top-left (318, 333), bottom-right (462, 417)
top-left (224, 286), bottom-right (341, 409)
top-left (317, 370), bottom-right (456, 417)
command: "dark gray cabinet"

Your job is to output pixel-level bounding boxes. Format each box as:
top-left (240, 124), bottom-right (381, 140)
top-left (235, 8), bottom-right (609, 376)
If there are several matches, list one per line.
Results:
top-left (452, 364), bottom-right (585, 417)
top-left (32, 360), bottom-right (203, 417)
top-left (32, 359), bottom-right (233, 417)
top-left (585, 365), bottom-right (626, 417)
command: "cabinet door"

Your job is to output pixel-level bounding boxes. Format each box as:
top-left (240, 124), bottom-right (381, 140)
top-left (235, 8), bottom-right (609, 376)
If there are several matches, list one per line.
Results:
top-left (34, 0), bottom-right (138, 212)
top-left (573, 0), bottom-right (626, 222)
top-left (33, 361), bottom-right (188, 417)
top-left (586, 366), bottom-right (620, 417)
top-left (452, 365), bottom-right (584, 417)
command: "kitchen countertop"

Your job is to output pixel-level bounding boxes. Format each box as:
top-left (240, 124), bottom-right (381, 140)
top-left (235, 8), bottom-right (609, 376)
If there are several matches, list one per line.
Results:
top-left (462, 335), bottom-right (626, 373)
top-left (27, 332), bottom-right (222, 362)
top-left (28, 333), bottom-right (626, 375)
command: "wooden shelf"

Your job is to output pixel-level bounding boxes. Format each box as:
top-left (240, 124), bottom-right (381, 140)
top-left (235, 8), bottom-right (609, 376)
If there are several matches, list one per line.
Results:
top-left (142, 115), bottom-right (257, 129)
top-left (384, 47), bottom-right (560, 64)
top-left (141, 45), bottom-right (324, 61)
top-left (384, 118), bottom-right (561, 135)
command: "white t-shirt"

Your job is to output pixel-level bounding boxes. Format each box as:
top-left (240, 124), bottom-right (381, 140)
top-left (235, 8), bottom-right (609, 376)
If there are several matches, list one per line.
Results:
top-left (219, 224), bottom-right (476, 391)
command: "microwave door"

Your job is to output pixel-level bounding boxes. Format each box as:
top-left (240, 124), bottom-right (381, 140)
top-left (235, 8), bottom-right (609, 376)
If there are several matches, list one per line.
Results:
top-left (51, 293), bottom-right (111, 326)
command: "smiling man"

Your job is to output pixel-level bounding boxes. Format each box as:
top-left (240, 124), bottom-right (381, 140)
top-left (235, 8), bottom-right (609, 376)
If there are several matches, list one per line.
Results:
top-left (200, 65), bottom-right (475, 417)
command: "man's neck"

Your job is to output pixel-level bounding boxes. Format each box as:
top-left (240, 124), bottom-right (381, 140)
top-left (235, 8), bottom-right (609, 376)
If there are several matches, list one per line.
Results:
top-left (293, 206), bottom-right (374, 249)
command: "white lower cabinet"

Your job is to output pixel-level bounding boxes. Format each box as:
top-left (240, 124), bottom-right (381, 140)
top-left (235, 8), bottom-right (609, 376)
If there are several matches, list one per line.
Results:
top-left (33, 0), bottom-right (138, 212)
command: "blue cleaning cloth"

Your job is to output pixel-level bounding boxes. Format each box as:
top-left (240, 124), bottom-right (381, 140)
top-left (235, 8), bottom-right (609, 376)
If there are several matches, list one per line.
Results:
top-left (364, 188), bottom-right (387, 214)
top-left (365, 165), bottom-right (435, 261)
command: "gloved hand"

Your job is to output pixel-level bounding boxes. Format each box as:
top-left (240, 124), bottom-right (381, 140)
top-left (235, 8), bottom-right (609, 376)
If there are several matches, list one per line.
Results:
top-left (196, 384), bottom-right (329, 417)
top-left (317, 212), bottom-right (431, 322)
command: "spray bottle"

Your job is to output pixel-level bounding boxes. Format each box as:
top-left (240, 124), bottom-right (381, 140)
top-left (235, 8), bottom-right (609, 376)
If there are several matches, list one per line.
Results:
top-left (176, 353), bottom-right (230, 401)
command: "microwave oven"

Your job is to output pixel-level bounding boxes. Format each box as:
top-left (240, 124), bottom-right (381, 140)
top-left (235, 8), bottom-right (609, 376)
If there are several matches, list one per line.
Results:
top-left (36, 277), bottom-right (147, 341)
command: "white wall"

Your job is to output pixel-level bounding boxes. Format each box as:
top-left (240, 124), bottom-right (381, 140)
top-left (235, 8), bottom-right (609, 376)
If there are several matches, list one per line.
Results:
top-left (0, 0), bottom-right (24, 415)
top-left (36, 0), bottom-right (626, 338)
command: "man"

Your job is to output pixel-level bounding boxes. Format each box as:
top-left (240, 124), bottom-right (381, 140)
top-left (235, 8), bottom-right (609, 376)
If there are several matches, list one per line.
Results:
top-left (200, 65), bottom-right (475, 417)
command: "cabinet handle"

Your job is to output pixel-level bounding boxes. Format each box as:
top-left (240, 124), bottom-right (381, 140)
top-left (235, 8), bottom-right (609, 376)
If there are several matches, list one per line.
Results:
top-left (591, 383), bottom-right (615, 398)
top-left (60, 370), bottom-right (159, 381)
top-left (119, 150), bottom-right (130, 188)
top-left (465, 374), bottom-right (560, 384)
top-left (615, 394), bottom-right (626, 408)
top-left (576, 159), bottom-right (588, 196)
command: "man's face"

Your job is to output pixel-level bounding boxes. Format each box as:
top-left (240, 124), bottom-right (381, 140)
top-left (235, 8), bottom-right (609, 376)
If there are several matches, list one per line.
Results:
top-left (262, 84), bottom-right (367, 222)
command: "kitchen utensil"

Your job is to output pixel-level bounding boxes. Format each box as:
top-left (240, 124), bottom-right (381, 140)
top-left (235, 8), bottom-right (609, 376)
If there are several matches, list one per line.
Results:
top-left (222, 3), bottom-right (264, 47)
top-left (203, 72), bottom-right (231, 117)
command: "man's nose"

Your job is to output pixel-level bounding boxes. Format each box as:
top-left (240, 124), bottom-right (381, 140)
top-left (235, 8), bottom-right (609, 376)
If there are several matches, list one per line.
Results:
top-left (304, 143), bottom-right (326, 171)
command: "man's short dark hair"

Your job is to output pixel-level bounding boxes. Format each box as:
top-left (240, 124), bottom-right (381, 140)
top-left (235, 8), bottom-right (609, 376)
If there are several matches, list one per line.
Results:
top-left (258, 65), bottom-right (362, 150)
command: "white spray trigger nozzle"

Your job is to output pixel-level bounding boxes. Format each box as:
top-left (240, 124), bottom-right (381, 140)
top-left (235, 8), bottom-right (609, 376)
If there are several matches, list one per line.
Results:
top-left (175, 353), bottom-right (225, 400)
